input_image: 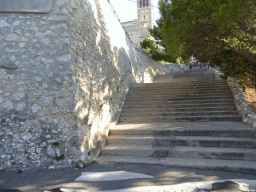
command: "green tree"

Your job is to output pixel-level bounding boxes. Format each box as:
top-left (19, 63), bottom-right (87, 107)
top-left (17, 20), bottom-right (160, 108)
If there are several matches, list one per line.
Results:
top-left (206, 49), bottom-right (256, 90)
top-left (140, 37), bottom-right (176, 62)
top-left (140, 37), bottom-right (162, 54)
top-left (156, 0), bottom-right (256, 89)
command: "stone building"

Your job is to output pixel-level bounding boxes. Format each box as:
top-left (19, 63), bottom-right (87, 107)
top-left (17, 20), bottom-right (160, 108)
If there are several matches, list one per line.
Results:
top-left (121, 0), bottom-right (154, 48)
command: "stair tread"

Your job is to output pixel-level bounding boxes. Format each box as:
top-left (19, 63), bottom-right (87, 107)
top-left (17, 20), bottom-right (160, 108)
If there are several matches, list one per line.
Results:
top-left (129, 87), bottom-right (229, 90)
top-left (120, 115), bottom-right (241, 118)
top-left (128, 91), bottom-right (231, 94)
top-left (126, 95), bottom-right (233, 99)
top-left (122, 107), bottom-right (237, 112)
top-left (121, 111), bottom-right (238, 115)
top-left (129, 87), bottom-right (229, 91)
top-left (97, 155), bottom-right (256, 173)
top-left (125, 99), bottom-right (234, 103)
top-left (124, 103), bottom-right (235, 105)
top-left (124, 104), bottom-right (237, 108)
top-left (131, 82), bottom-right (227, 87)
top-left (102, 145), bottom-right (256, 153)
top-left (126, 96), bottom-right (233, 100)
top-left (111, 122), bottom-right (255, 131)
top-left (108, 135), bottom-right (256, 142)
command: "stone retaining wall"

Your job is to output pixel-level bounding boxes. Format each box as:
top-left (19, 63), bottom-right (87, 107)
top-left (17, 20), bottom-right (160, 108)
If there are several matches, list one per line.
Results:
top-left (227, 77), bottom-right (256, 128)
top-left (0, 0), bottom-right (171, 169)
top-left (214, 69), bottom-right (256, 127)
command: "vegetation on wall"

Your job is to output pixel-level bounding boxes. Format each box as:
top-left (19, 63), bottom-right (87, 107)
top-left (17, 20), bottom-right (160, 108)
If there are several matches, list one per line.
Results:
top-left (151, 0), bottom-right (256, 89)
top-left (140, 37), bottom-right (176, 63)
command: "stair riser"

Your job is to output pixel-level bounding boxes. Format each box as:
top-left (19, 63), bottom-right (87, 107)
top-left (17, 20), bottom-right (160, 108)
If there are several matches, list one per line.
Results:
top-left (123, 103), bottom-right (236, 109)
top-left (107, 139), bottom-right (256, 148)
top-left (153, 140), bottom-right (256, 148)
top-left (101, 149), bottom-right (153, 157)
top-left (130, 82), bottom-right (228, 87)
top-left (125, 96), bottom-right (233, 102)
top-left (119, 116), bottom-right (242, 123)
top-left (121, 112), bottom-right (238, 117)
top-left (127, 91), bottom-right (232, 96)
top-left (110, 130), bottom-right (256, 138)
top-left (129, 86), bottom-right (229, 91)
top-left (126, 94), bottom-right (233, 100)
top-left (128, 89), bottom-right (231, 94)
top-left (122, 107), bottom-right (237, 113)
top-left (131, 82), bottom-right (228, 87)
top-left (154, 130), bottom-right (256, 138)
top-left (124, 100), bottom-right (235, 105)
top-left (129, 86), bottom-right (229, 90)
top-left (101, 149), bottom-right (256, 161)
top-left (154, 150), bottom-right (256, 161)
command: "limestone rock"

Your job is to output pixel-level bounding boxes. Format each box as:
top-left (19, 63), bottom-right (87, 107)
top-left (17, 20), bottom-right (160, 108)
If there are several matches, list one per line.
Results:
top-left (66, 101), bottom-right (76, 113)
top-left (0, 20), bottom-right (10, 28)
top-left (57, 54), bottom-right (71, 62)
top-left (0, 58), bottom-right (18, 69)
top-left (0, 100), bottom-right (14, 110)
top-left (22, 133), bottom-right (32, 141)
top-left (31, 104), bottom-right (41, 113)
top-left (6, 34), bottom-right (19, 41)
top-left (12, 92), bottom-right (25, 101)
top-left (46, 145), bottom-right (61, 158)
top-left (15, 103), bottom-right (26, 111)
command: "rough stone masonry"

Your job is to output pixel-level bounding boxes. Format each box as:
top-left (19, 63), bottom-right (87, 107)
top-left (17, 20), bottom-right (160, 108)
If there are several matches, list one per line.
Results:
top-left (0, 0), bottom-right (178, 169)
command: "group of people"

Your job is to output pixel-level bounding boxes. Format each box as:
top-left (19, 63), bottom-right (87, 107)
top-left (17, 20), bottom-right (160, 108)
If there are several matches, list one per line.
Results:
top-left (189, 62), bottom-right (210, 71)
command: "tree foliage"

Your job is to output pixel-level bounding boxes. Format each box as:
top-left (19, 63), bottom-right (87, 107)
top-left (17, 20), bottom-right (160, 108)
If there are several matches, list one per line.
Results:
top-left (155, 0), bottom-right (256, 89)
top-left (140, 37), bottom-right (161, 54)
top-left (140, 37), bottom-right (176, 62)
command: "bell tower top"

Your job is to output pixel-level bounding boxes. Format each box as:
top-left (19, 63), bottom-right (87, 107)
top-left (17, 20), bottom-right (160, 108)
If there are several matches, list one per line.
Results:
top-left (137, 0), bottom-right (154, 28)
top-left (137, 0), bottom-right (150, 8)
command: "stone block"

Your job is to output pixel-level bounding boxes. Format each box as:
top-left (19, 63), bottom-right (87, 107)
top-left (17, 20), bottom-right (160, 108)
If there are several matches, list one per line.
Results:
top-left (0, 59), bottom-right (18, 69)
top-left (0, 100), bottom-right (13, 110)
top-left (0, 0), bottom-right (53, 13)
top-left (248, 114), bottom-right (256, 128)
top-left (0, 20), bottom-right (9, 27)
top-left (46, 145), bottom-right (60, 157)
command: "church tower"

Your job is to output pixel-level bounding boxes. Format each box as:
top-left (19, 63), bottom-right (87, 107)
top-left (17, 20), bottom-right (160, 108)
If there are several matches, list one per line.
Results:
top-left (137, 0), bottom-right (154, 28)
top-left (121, 0), bottom-right (155, 47)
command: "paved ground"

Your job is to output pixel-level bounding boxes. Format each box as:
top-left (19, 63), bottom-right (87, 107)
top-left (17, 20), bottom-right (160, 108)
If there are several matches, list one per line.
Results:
top-left (1, 161), bottom-right (256, 192)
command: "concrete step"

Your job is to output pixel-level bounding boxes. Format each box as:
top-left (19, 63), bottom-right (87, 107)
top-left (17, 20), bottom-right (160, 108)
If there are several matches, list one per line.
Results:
top-left (107, 135), bottom-right (256, 148)
top-left (129, 85), bottom-right (229, 91)
top-left (131, 81), bottom-right (227, 87)
top-left (124, 99), bottom-right (235, 105)
top-left (119, 115), bottom-right (242, 123)
top-left (121, 111), bottom-right (238, 117)
top-left (129, 85), bottom-right (230, 91)
top-left (122, 106), bottom-right (237, 113)
top-left (97, 155), bottom-right (256, 173)
top-left (101, 145), bottom-right (256, 161)
top-left (126, 94), bottom-right (233, 101)
top-left (125, 95), bottom-right (233, 102)
top-left (109, 122), bottom-right (256, 137)
top-left (123, 103), bottom-right (236, 109)
top-left (127, 90), bottom-right (231, 96)
top-left (128, 88), bottom-right (231, 94)
top-left (165, 146), bottom-right (256, 161)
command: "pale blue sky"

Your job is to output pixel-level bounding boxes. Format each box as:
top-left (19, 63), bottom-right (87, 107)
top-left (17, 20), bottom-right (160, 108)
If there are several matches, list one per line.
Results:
top-left (109, 0), bottom-right (161, 24)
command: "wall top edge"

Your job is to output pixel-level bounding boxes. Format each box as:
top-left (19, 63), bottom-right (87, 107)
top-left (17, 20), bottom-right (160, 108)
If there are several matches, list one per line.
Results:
top-left (0, 0), bottom-right (53, 13)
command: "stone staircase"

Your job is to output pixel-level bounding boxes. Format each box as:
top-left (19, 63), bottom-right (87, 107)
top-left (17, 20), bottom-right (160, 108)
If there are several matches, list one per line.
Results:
top-left (120, 81), bottom-right (241, 122)
top-left (98, 70), bottom-right (256, 172)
